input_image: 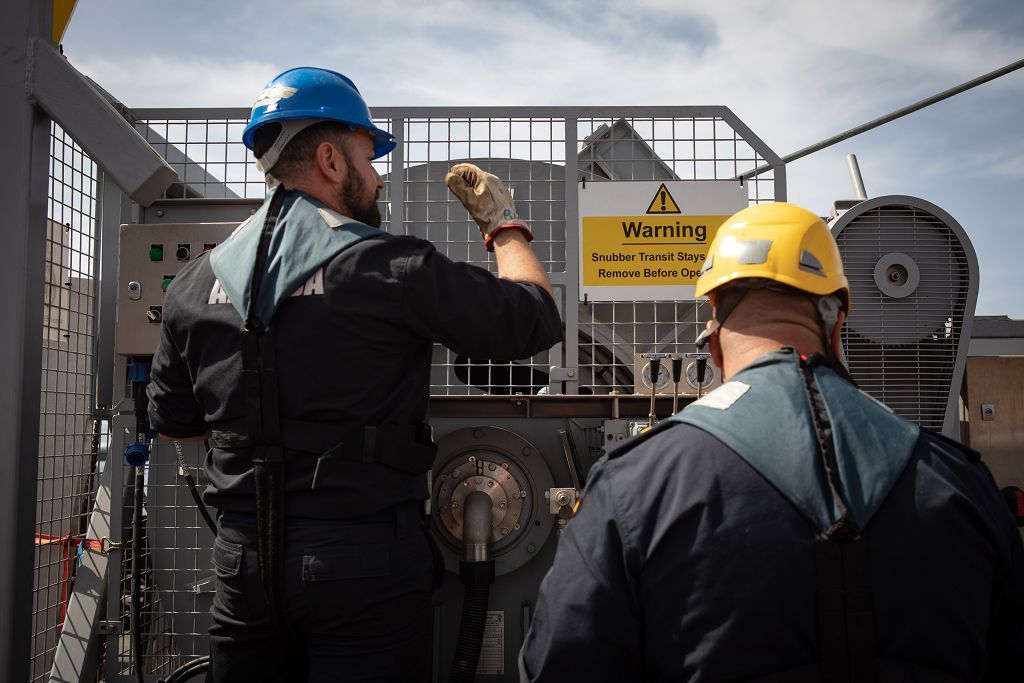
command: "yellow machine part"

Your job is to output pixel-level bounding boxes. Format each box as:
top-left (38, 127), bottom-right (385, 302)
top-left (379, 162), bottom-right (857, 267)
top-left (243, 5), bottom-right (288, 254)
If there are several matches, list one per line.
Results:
top-left (52, 0), bottom-right (78, 44)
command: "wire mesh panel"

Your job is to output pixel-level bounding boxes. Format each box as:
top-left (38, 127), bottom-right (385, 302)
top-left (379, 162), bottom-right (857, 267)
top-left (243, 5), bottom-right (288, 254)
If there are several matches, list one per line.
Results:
top-left (134, 111), bottom-right (395, 212)
top-left (137, 116), bottom-right (257, 200)
top-left (399, 116), bottom-right (567, 395)
top-left (104, 432), bottom-right (210, 680)
top-left (131, 106), bottom-right (780, 399)
top-left (571, 114), bottom-right (776, 392)
top-left (32, 123), bottom-right (100, 682)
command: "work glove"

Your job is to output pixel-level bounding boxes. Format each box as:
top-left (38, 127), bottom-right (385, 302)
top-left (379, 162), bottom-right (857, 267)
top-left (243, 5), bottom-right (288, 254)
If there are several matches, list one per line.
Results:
top-left (445, 163), bottom-right (533, 251)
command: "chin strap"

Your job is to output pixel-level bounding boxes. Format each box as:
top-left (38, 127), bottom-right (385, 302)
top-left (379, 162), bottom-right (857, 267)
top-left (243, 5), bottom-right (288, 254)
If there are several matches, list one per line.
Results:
top-left (695, 288), bottom-right (750, 351)
top-left (695, 286), bottom-right (857, 386)
top-left (816, 294), bottom-right (857, 386)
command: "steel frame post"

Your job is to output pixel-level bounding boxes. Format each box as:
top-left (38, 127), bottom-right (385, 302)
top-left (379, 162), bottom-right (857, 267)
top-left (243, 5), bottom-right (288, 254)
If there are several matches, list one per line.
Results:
top-left (561, 118), bottom-right (580, 394)
top-left (0, 3), bottom-right (53, 682)
top-left (389, 117), bottom-right (405, 235)
top-left (94, 172), bottom-right (126, 410)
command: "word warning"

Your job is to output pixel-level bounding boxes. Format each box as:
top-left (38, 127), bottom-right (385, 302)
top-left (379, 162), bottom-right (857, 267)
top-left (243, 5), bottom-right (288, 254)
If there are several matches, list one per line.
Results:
top-left (579, 180), bottom-right (748, 302)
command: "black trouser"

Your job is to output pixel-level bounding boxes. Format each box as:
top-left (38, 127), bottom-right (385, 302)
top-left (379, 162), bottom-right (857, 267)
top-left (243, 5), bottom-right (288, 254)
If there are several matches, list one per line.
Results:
top-left (208, 503), bottom-right (435, 683)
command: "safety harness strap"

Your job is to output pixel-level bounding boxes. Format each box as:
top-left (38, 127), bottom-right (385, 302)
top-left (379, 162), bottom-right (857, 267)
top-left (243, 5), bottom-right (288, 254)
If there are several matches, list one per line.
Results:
top-left (241, 188), bottom-right (289, 631)
top-left (209, 421), bottom-right (436, 475)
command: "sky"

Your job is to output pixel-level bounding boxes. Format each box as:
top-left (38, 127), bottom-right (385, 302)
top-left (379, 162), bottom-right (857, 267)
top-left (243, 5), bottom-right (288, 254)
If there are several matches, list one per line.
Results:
top-left (62, 0), bottom-right (1024, 316)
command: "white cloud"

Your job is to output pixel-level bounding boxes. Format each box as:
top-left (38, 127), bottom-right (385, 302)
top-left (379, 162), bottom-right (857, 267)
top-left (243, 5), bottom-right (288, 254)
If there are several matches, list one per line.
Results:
top-left (73, 55), bottom-right (279, 109)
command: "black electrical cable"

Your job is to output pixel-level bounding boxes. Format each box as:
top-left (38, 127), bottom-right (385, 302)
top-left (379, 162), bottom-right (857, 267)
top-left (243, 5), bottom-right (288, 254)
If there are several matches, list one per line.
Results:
top-left (172, 439), bottom-right (217, 534)
top-left (131, 465), bottom-right (146, 683)
top-left (157, 656), bottom-right (211, 683)
top-left (184, 470), bottom-right (217, 533)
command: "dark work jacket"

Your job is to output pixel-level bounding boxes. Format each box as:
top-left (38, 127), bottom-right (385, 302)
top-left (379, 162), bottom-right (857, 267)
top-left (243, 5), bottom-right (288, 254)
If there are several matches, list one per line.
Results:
top-left (521, 351), bottom-right (1024, 682)
top-left (147, 193), bottom-right (561, 519)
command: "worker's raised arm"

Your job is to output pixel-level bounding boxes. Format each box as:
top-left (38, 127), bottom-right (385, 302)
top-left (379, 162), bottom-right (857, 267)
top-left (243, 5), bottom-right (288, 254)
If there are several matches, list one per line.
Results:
top-left (445, 163), bottom-right (554, 300)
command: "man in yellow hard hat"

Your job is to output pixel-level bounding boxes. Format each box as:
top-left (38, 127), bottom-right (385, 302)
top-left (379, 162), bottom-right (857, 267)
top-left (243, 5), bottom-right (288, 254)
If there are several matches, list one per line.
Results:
top-left (520, 202), bottom-right (1024, 681)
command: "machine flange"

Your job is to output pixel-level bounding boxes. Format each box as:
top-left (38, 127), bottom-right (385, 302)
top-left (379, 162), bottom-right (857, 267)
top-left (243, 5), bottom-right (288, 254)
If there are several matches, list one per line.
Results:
top-left (431, 426), bottom-right (555, 577)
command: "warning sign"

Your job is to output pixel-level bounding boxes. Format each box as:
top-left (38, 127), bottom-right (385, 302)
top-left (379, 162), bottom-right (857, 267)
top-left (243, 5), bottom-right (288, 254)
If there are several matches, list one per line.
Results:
top-left (646, 183), bottom-right (681, 214)
top-left (579, 180), bottom-right (748, 302)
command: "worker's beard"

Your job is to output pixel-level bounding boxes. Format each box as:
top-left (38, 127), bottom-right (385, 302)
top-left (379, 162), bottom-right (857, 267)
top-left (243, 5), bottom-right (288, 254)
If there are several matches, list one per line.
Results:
top-left (341, 156), bottom-right (382, 228)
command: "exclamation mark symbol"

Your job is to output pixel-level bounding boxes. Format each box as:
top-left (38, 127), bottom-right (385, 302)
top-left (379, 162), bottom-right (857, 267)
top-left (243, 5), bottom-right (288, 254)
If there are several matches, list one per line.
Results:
top-left (660, 189), bottom-right (667, 211)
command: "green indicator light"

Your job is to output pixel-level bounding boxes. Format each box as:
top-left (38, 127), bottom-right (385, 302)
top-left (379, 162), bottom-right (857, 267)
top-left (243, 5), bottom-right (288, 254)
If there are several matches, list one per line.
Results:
top-left (161, 278), bottom-right (173, 292)
top-left (149, 244), bottom-right (164, 261)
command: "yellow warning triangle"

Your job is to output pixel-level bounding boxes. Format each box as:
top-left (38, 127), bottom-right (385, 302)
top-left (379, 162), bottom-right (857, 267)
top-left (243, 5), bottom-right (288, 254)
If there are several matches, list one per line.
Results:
top-left (646, 183), bottom-right (681, 214)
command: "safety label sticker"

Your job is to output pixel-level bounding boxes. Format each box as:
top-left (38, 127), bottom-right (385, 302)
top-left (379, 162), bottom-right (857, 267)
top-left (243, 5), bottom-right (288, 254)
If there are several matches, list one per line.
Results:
top-left (476, 611), bottom-right (504, 675)
top-left (578, 180), bottom-right (748, 302)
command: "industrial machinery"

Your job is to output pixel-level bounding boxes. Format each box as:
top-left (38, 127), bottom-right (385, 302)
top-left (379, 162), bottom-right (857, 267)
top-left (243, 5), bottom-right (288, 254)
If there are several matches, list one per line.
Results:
top-left (830, 195), bottom-right (978, 437)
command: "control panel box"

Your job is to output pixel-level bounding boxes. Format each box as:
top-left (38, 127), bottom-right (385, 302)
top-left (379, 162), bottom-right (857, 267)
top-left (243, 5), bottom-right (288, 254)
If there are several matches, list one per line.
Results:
top-left (116, 222), bottom-right (239, 357)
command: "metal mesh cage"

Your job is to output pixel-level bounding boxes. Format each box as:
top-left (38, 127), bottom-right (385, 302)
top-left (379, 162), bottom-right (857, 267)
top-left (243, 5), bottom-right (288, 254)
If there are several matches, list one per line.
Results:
top-left (32, 123), bottom-right (100, 682)
top-left (131, 106), bottom-right (779, 400)
top-left (101, 105), bottom-right (782, 677)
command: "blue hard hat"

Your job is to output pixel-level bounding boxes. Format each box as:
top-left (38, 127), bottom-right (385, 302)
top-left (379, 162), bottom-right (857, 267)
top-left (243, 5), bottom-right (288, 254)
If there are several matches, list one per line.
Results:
top-left (242, 67), bottom-right (395, 159)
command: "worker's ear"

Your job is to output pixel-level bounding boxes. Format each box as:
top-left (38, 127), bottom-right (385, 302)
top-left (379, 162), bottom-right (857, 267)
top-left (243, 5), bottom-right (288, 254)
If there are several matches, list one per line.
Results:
top-left (830, 310), bottom-right (847, 358)
top-left (707, 319), bottom-right (724, 374)
top-left (314, 140), bottom-right (346, 185)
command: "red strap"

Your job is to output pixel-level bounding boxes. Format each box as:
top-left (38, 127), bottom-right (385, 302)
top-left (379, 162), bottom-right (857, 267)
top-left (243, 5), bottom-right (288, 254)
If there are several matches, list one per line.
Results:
top-left (1015, 490), bottom-right (1024, 519)
top-left (75, 538), bottom-right (108, 553)
top-left (484, 223), bottom-right (533, 251)
top-left (36, 533), bottom-right (114, 553)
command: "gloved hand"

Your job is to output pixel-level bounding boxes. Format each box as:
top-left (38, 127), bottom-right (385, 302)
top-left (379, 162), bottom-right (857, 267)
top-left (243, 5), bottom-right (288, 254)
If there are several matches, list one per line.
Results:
top-left (446, 163), bottom-right (533, 251)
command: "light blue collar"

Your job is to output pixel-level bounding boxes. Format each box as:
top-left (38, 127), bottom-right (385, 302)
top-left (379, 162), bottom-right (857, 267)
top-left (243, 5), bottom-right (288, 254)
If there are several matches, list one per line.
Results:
top-left (209, 187), bottom-right (384, 327)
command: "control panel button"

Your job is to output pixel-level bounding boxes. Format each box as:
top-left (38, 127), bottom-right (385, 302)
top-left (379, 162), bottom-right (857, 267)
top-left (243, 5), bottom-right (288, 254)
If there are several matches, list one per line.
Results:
top-left (176, 243), bottom-right (191, 261)
top-left (146, 306), bottom-right (163, 323)
top-left (161, 275), bottom-right (175, 293)
top-left (149, 244), bottom-right (164, 262)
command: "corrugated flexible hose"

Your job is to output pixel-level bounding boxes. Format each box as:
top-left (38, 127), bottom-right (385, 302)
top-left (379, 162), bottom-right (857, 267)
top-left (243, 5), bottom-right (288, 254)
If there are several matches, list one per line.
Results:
top-left (449, 490), bottom-right (496, 683)
top-left (449, 581), bottom-right (492, 683)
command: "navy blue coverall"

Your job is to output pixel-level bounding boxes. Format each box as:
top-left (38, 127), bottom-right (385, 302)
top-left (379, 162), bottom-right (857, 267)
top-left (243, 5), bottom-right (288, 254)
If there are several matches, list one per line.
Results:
top-left (521, 350), bottom-right (1024, 682)
top-left (148, 189), bottom-right (562, 682)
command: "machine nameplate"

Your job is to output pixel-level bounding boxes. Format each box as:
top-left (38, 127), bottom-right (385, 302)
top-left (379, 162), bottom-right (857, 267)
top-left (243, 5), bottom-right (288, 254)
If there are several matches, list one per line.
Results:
top-left (477, 611), bottom-right (504, 675)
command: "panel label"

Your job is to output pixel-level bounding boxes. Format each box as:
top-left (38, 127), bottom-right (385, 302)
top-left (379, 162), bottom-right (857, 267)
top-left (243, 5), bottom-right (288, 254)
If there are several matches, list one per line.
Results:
top-left (476, 611), bottom-right (504, 675)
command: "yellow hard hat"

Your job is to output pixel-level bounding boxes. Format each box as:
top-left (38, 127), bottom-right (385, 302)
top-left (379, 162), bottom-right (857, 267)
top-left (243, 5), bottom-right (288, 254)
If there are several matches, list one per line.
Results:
top-left (695, 201), bottom-right (849, 311)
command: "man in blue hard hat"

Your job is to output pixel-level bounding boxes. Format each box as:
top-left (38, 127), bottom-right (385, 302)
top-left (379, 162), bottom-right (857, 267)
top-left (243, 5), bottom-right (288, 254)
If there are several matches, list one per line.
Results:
top-left (147, 67), bottom-right (561, 682)
top-left (521, 202), bottom-right (1024, 681)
